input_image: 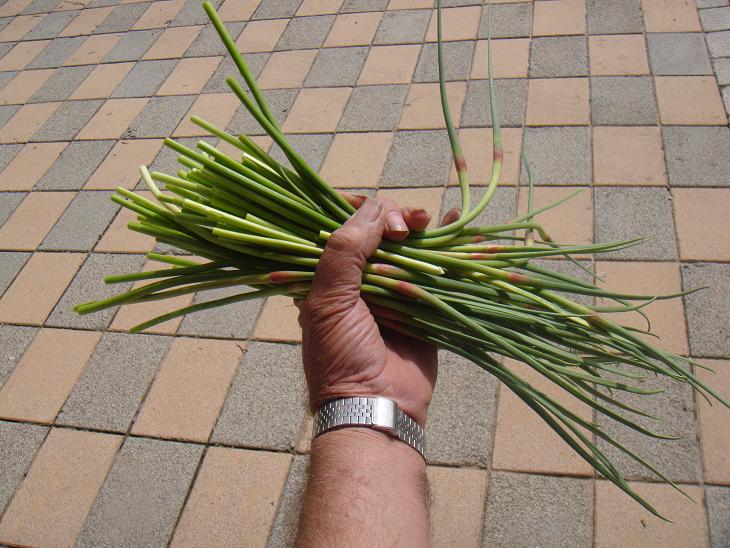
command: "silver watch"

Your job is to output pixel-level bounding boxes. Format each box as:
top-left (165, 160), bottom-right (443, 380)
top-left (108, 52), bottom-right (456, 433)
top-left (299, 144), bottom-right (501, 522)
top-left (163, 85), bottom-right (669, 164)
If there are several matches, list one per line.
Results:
top-left (313, 397), bottom-right (425, 459)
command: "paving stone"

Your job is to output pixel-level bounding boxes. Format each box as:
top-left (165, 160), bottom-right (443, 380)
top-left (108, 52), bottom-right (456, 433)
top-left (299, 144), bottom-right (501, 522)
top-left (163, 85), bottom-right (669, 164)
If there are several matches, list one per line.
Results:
top-left (76, 437), bottom-right (203, 548)
top-left (647, 33), bottom-right (713, 75)
top-left (530, 36), bottom-right (588, 77)
top-left (169, 0), bottom-right (222, 27)
top-left (304, 46), bottom-right (367, 87)
top-left (0, 42), bottom-right (14, 60)
top-left (707, 30), bottom-right (730, 58)
top-left (478, 4), bottom-right (532, 39)
top-left (426, 350), bottom-right (498, 466)
top-left (46, 253), bottom-right (145, 329)
top-left (252, 0), bottom-right (302, 20)
top-left (124, 95), bottom-right (195, 138)
top-left (177, 286), bottom-right (264, 339)
top-left (0, 71), bottom-right (17, 94)
top-left (701, 6), bottom-right (730, 31)
top-left (57, 331), bottom-right (171, 430)
top-left (716, 58), bottom-right (730, 85)
top-left (682, 263), bottom-right (730, 357)
top-left (95, 3), bottom-right (148, 33)
top-left (413, 40), bottom-right (475, 82)
top-left (203, 53), bottom-right (268, 93)
top-left (380, 129), bottom-right (452, 187)
top-left (24, 10), bottom-right (78, 40)
top-left (594, 187), bottom-right (677, 260)
top-left (112, 59), bottom-right (178, 98)
top-left (706, 486), bottom-right (730, 548)
top-left (29, 99), bottom-right (102, 141)
top-left (39, 190), bottom-right (117, 251)
top-left (212, 341), bottom-right (307, 450)
top-left (102, 29), bottom-right (162, 63)
top-left (441, 186), bottom-right (517, 227)
top-left (483, 472), bottom-right (592, 548)
top-left (87, 0), bottom-right (123, 6)
top-left (228, 88), bottom-right (298, 136)
top-left (36, 140), bottom-right (114, 191)
top-left (0, 191), bottom-right (24, 228)
top-left (185, 21), bottom-right (244, 57)
top-left (268, 133), bottom-right (332, 172)
top-left (532, 259), bottom-right (595, 306)
top-left (697, 0), bottom-right (729, 7)
top-left (0, 325), bottom-right (36, 388)
top-left (340, 0), bottom-right (387, 13)
top-left (27, 65), bottom-right (93, 103)
top-left (338, 84), bottom-right (408, 131)
top-left (521, 127), bottom-right (591, 185)
top-left (26, 36), bottom-right (86, 69)
top-left (374, 9), bottom-right (430, 45)
top-left (0, 251), bottom-right (30, 298)
top-left (591, 76), bottom-right (658, 125)
top-left (146, 136), bottom-right (208, 180)
top-left (275, 15), bottom-right (334, 51)
top-left (267, 455), bottom-right (309, 548)
top-left (0, 421), bottom-right (48, 514)
top-left (587, 0), bottom-right (643, 33)
top-left (663, 126), bottom-right (730, 187)
top-left (21, 0), bottom-right (60, 14)
top-left (0, 106), bottom-right (20, 129)
top-left (461, 79), bottom-right (526, 128)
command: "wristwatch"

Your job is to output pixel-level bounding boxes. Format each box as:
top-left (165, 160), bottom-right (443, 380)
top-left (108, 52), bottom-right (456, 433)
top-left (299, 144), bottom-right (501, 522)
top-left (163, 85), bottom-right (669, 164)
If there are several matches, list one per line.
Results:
top-left (313, 396), bottom-right (425, 459)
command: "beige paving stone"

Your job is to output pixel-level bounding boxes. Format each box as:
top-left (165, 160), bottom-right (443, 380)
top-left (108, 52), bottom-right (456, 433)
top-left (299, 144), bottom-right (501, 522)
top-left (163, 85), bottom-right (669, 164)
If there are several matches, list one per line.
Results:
top-left (57, 0), bottom-right (92, 8)
top-left (428, 466), bottom-right (487, 548)
top-left (77, 98), bottom-right (149, 140)
top-left (0, 191), bottom-right (74, 250)
top-left (517, 186), bottom-right (593, 246)
top-left (358, 44), bottom-right (421, 85)
top-left (525, 78), bottom-right (590, 126)
top-left (217, 0), bottom-right (260, 22)
top-left (533, 0), bottom-right (586, 36)
top-left (655, 76), bottom-right (727, 125)
top-left (157, 56), bottom-right (221, 95)
top-left (673, 188), bottom-right (730, 262)
top-left (171, 447), bottom-right (291, 547)
top-left (0, 329), bottom-right (100, 423)
top-left (257, 50), bottom-right (317, 89)
top-left (320, 132), bottom-right (393, 188)
top-left (0, 102), bottom-right (60, 144)
top-left (593, 126), bottom-right (666, 185)
top-left (282, 87), bottom-right (351, 133)
top-left (471, 38), bottom-right (530, 79)
top-left (0, 428), bottom-right (121, 547)
top-left (399, 82), bottom-right (467, 130)
top-left (0, 40), bottom-right (49, 71)
top-left (595, 261), bottom-right (688, 355)
top-left (448, 127), bottom-right (522, 186)
top-left (0, 252), bottom-right (85, 325)
top-left (133, 0), bottom-right (187, 30)
top-left (96, 191), bottom-right (157, 253)
top-left (173, 92), bottom-right (240, 137)
top-left (143, 25), bottom-right (203, 60)
top-left (0, 69), bottom-right (54, 105)
top-left (70, 62), bottom-right (135, 100)
top-left (589, 34), bottom-right (650, 76)
top-left (235, 19), bottom-right (288, 53)
top-left (0, 14), bottom-right (43, 42)
top-left (63, 33), bottom-right (123, 66)
top-left (0, 142), bottom-right (67, 191)
top-left (377, 187), bottom-right (445, 229)
top-left (0, 0), bottom-right (32, 17)
top-left (324, 12), bottom-right (382, 47)
top-left (253, 295), bottom-right (302, 343)
top-left (86, 139), bottom-right (164, 189)
top-left (425, 6), bottom-right (481, 42)
top-left (642, 0), bottom-right (702, 32)
top-left (59, 7), bottom-right (114, 37)
top-left (297, 0), bottom-right (342, 15)
top-left (131, 337), bottom-right (242, 442)
top-left (697, 359), bottom-right (730, 485)
top-left (492, 358), bottom-right (594, 476)
top-left (594, 481), bottom-right (707, 547)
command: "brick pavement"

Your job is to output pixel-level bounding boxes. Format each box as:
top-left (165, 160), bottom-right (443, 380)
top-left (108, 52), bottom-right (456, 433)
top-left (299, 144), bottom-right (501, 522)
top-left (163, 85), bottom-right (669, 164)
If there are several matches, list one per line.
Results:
top-left (0, 0), bottom-right (729, 546)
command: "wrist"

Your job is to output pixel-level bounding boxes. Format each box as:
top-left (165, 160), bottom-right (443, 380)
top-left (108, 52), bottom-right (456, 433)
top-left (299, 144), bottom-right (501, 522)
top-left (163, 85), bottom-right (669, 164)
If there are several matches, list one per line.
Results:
top-left (312, 428), bottom-right (426, 471)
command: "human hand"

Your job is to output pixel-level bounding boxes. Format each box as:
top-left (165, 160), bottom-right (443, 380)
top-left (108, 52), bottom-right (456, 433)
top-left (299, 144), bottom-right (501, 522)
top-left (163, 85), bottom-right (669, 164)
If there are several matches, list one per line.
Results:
top-left (298, 195), bottom-right (460, 426)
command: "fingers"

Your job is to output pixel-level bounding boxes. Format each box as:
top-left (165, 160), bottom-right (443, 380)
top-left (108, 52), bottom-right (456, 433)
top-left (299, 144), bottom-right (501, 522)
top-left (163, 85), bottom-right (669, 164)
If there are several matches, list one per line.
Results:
top-left (440, 208), bottom-right (461, 228)
top-left (379, 197), bottom-right (409, 241)
top-left (336, 191), bottom-right (437, 238)
top-left (339, 191), bottom-right (367, 209)
top-left (402, 207), bottom-right (432, 232)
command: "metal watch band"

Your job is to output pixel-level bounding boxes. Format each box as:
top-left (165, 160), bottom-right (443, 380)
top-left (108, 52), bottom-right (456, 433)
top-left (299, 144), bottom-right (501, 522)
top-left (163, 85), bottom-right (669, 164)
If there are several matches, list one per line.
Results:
top-left (313, 397), bottom-right (425, 459)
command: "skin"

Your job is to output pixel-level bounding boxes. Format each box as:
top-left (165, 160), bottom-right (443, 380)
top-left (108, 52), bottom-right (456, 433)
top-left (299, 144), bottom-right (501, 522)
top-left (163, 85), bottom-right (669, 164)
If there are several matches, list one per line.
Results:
top-left (295, 196), bottom-right (459, 548)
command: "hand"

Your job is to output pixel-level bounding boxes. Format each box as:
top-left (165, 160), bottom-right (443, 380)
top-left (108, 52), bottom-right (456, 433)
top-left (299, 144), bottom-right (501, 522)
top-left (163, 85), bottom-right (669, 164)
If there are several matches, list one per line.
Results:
top-left (298, 195), bottom-right (460, 425)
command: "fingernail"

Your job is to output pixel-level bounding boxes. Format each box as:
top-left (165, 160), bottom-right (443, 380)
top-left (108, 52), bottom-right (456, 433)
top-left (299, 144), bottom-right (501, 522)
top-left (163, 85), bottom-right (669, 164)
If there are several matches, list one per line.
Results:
top-left (358, 197), bottom-right (381, 221)
top-left (410, 208), bottom-right (427, 218)
top-left (386, 211), bottom-right (408, 233)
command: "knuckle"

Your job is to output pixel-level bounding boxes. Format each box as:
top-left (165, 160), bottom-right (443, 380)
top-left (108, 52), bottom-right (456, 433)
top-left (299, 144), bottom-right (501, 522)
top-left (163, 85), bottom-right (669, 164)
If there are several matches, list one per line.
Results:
top-left (326, 227), bottom-right (364, 253)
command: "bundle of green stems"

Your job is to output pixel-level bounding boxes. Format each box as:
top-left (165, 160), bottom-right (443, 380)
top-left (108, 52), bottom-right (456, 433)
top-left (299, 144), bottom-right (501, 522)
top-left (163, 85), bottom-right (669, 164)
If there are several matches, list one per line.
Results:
top-left (76, 0), bottom-right (729, 517)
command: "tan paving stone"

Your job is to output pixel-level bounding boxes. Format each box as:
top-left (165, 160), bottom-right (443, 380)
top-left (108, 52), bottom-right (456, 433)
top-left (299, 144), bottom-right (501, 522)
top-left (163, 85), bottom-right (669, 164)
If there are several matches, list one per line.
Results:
top-left (533, 0), bottom-right (586, 36)
top-left (217, 0), bottom-right (260, 22)
top-left (320, 132), bottom-right (392, 188)
top-left (358, 44), bottom-right (421, 85)
top-left (0, 0), bottom-right (32, 17)
top-left (595, 261), bottom-right (688, 355)
top-left (96, 192), bottom-right (157, 253)
top-left (143, 25), bottom-right (204, 60)
top-left (77, 98), bottom-right (149, 140)
top-left (282, 87), bottom-right (351, 133)
top-left (133, 0), bottom-right (187, 30)
top-left (257, 49), bottom-right (318, 90)
top-left (0, 329), bottom-right (100, 423)
top-left (132, 337), bottom-right (242, 442)
top-left (0, 69), bottom-right (54, 105)
top-left (173, 92), bottom-right (240, 136)
top-left (86, 139), bottom-right (164, 189)
top-left (471, 38), bottom-right (530, 79)
top-left (0, 428), bottom-right (122, 548)
top-left (399, 82), bottom-right (467, 130)
top-left (425, 6), bottom-right (481, 42)
top-left (0, 14), bottom-right (43, 42)
top-left (171, 447), bottom-right (291, 547)
top-left (0, 142), bottom-right (67, 191)
top-left (673, 188), bottom-right (730, 262)
top-left (655, 76), bottom-right (727, 125)
top-left (63, 33), bottom-right (123, 66)
top-left (235, 19), bottom-right (288, 53)
top-left (697, 359), bottom-right (730, 485)
top-left (448, 127), bottom-right (522, 186)
top-left (297, 0), bottom-right (342, 16)
top-left (517, 186), bottom-right (593, 246)
top-left (253, 295), bottom-right (302, 343)
top-left (595, 481), bottom-right (708, 547)
top-left (526, 78), bottom-right (590, 126)
top-left (642, 0), bottom-right (702, 32)
top-left (377, 187), bottom-right (445, 229)
top-left (593, 126), bottom-right (666, 185)
top-left (324, 12), bottom-right (382, 47)
top-left (428, 466), bottom-right (487, 548)
top-left (492, 358), bottom-right (594, 476)
top-left (70, 62), bottom-right (135, 100)
top-left (59, 7), bottom-right (114, 37)
top-left (0, 252), bottom-right (85, 325)
top-left (0, 40), bottom-right (49, 71)
top-left (58, 0), bottom-right (92, 8)
top-left (0, 191), bottom-right (74, 250)
top-left (0, 102), bottom-right (60, 144)
top-left (157, 56), bottom-right (221, 95)
top-left (589, 34), bottom-right (650, 76)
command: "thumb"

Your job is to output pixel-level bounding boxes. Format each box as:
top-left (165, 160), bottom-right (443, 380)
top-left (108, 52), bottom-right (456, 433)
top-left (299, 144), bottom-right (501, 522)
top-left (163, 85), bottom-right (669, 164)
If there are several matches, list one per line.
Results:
top-left (306, 198), bottom-right (385, 314)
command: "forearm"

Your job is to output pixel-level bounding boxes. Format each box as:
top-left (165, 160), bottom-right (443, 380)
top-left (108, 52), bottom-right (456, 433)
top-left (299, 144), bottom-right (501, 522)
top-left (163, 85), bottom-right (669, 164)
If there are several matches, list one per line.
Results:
top-left (295, 428), bottom-right (430, 548)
